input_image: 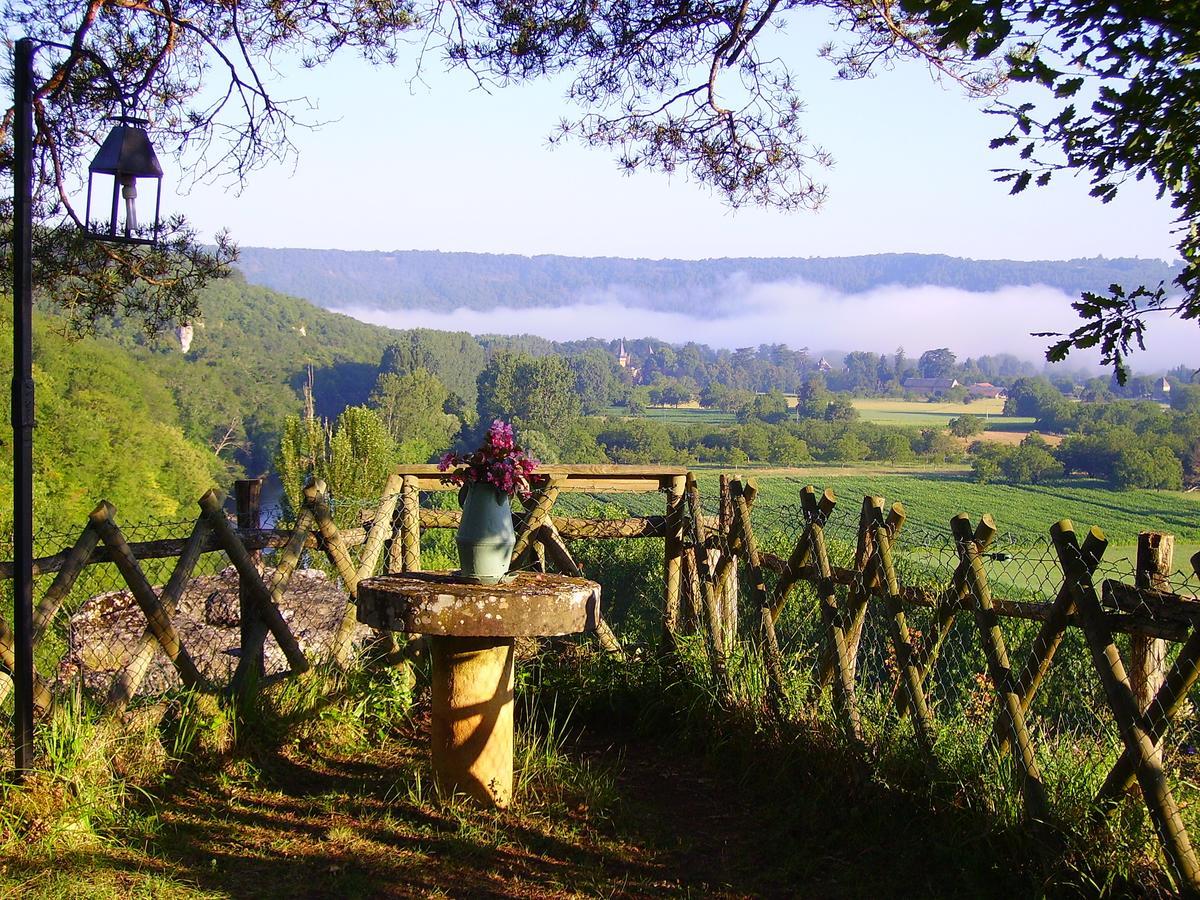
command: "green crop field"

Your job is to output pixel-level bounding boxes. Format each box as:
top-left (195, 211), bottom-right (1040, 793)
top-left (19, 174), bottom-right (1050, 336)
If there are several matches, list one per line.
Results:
top-left (601, 405), bottom-right (736, 425)
top-left (695, 470), bottom-right (1200, 572)
top-left (851, 397), bottom-right (1035, 431)
top-left (602, 398), bottom-right (1041, 432)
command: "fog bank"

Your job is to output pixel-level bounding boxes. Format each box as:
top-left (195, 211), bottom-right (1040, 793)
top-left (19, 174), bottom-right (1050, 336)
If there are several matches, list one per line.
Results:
top-left (329, 280), bottom-right (1200, 368)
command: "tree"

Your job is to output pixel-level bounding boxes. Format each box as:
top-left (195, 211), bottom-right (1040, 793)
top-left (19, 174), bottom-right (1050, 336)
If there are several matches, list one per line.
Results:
top-left (999, 444), bottom-right (1062, 485)
top-left (918, 348), bottom-right (957, 379)
top-left (972, 454), bottom-right (1001, 484)
top-left (519, 355), bottom-right (581, 433)
top-left (841, 351), bottom-right (881, 393)
top-left (0, 0), bottom-right (990, 334)
top-left (368, 368), bottom-right (460, 461)
top-left (1112, 447), bottom-right (1184, 491)
top-left (11, 0), bottom-right (1198, 366)
top-left (1004, 377), bottom-right (1064, 420)
top-left (570, 349), bottom-right (619, 414)
top-left (379, 331), bottom-right (487, 408)
top-left (870, 431), bottom-right (915, 462)
top-left (767, 430), bottom-right (811, 465)
top-left (824, 396), bottom-right (859, 422)
top-left (796, 374), bottom-right (832, 420)
top-left (276, 406), bottom-right (396, 523)
top-left (596, 420), bottom-right (676, 464)
top-left (902, 0), bottom-right (1200, 378)
top-left (949, 413), bottom-right (985, 437)
top-left (476, 350), bottom-right (581, 434)
top-left (825, 434), bottom-right (871, 463)
top-left (1171, 384), bottom-right (1200, 416)
top-left (746, 391), bottom-right (790, 424)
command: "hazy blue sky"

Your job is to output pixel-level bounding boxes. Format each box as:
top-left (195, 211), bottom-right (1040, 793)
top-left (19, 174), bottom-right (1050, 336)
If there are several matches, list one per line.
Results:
top-left (164, 14), bottom-right (1181, 263)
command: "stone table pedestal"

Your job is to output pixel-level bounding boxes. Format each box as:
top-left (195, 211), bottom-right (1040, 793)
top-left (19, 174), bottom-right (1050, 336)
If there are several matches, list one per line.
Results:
top-left (357, 571), bottom-right (601, 807)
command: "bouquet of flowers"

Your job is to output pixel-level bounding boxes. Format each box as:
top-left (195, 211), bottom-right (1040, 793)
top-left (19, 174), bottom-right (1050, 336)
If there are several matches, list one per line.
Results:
top-left (438, 419), bottom-right (540, 500)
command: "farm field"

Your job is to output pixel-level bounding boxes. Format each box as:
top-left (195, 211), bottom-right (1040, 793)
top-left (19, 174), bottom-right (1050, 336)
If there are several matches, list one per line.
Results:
top-left (850, 397), bottom-right (1034, 430)
top-left (603, 398), bottom-right (1041, 435)
top-left (695, 469), bottom-right (1200, 571)
top-left (602, 405), bottom-right (736, 425)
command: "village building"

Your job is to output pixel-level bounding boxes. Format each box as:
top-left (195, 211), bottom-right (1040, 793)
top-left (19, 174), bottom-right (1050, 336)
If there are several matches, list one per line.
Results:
top-left (966, 382), bottom-right (1007, 400)
top-left (616, 339), bottom-right (640, 381)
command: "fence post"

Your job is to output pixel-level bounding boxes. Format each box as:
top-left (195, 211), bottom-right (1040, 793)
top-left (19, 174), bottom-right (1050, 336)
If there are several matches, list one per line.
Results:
top-left (1051, 520), bottom-right (1200, 892)
top-left (872, 500), bottom-right (938, 756)
top-left (1096, 550), bottom-right (1200, 814)
top-left (1132, 532), bottom-right (1174, 713)
top-left (953, 514), bottom-right (1048, 823)
top-left (718, 475), bottom-right (738, 652)
top-left (401, 475), bottom-right (422, 572)
top-left (663, 474), bottom-right (686, 652)
top-left (234, 478), bottom-right (265, 680)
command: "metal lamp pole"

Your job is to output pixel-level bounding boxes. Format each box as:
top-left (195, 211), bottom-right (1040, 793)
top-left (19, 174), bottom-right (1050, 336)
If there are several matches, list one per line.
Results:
top-left (12, 36), bottom-right (36, 775)
top-left (9, 38), bottom-right (165, 774)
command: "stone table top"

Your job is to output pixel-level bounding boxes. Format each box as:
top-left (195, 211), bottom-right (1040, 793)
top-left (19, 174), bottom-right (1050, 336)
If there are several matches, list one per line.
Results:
top-left (356, 571), bottom-right (601, 638)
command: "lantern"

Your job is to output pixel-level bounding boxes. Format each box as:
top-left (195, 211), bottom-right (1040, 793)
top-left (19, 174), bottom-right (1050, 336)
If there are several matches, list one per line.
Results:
top-left (85, 116), bottom-right (164, 245)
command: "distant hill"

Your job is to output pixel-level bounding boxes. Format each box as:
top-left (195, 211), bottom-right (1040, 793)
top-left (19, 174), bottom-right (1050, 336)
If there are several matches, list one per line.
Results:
top-left (235, 248), bottom-right (1182, 313)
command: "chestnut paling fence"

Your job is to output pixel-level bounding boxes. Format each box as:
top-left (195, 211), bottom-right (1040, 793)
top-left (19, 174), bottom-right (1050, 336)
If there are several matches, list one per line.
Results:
top-left (2, 465), bottom-right (1200, 889)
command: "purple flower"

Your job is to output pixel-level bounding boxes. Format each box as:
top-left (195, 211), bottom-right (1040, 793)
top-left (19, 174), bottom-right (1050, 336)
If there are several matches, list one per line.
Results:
top-left (438, 418), bottom-right (539, 499)
top-left (487, 419), bottom-right (515, 451)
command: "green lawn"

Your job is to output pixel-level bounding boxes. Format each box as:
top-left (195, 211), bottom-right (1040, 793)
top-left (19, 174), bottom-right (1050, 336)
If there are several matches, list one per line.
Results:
top-left (602, 398), bottom-right (1040, 433)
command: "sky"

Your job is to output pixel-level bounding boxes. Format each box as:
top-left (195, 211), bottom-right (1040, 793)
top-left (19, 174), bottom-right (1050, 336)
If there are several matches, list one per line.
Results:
top-left (162, 13), bottom-right (1182, 264)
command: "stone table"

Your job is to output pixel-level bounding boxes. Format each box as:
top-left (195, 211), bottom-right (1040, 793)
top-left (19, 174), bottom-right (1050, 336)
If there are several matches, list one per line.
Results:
top-left (357, 571), bottom-right (601, 807)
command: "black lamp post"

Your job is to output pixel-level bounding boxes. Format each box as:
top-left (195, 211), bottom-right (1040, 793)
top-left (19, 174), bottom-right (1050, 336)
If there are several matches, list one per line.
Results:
top-left (11, 37), bottom-right (165, 773)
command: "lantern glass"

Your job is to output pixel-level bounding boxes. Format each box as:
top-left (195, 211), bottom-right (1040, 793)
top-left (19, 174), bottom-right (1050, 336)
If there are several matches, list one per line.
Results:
top-left (85, 116), bottom-right (164, 245)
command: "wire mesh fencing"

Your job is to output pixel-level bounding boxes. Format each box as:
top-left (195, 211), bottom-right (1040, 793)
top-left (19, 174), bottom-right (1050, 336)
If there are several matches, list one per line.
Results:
top-left (731, 478), bottom-right (1200, 888)
top-left (0, 467), bottom-right (688, 743)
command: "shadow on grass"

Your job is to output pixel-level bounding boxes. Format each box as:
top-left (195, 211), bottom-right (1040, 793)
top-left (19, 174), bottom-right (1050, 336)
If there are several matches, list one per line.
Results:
top-left (106, 730), bottom-right (683, 900)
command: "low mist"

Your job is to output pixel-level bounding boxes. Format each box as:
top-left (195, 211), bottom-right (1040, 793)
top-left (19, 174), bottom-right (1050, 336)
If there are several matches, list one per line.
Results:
top-left (329, 280), bottom-right (1200, 369)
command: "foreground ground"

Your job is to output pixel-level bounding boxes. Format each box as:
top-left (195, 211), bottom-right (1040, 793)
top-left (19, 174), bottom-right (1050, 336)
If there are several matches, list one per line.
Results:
top-left (0, 699), bottom-right (1052, 900)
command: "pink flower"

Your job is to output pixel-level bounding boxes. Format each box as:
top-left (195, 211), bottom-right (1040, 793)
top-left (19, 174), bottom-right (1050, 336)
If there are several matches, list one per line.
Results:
top-left (487, 419), bottom-right (515, 451)
top-left (437, 419), bottom-right (539, 499)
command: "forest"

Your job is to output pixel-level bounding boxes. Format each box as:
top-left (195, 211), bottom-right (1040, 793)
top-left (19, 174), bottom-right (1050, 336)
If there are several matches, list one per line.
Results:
top-left (236, 248), bottom-right (1183, 314)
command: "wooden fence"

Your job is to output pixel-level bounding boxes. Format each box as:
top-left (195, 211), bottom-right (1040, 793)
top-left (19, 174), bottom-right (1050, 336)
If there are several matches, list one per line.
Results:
top-left (3, 466), bottom-right (1200, 889)
top-left (0, 465), bottom-right (704, 716)
top-left (705, 477), bottom-right (1200, 893)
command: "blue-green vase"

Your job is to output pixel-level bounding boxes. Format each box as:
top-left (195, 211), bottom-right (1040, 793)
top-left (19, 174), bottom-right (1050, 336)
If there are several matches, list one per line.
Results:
top-left (456, 483), bottom-right (516, 583)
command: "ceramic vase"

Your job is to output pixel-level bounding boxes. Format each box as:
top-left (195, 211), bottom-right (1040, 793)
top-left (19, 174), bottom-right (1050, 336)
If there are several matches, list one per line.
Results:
top-left (456, 482), bottom-right (516, 583)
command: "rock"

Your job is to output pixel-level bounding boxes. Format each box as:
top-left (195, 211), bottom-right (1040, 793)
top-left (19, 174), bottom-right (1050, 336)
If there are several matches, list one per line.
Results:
top-left (204, 589), bottom-right (240, 627)
top-left (61, 564), bottom-right (368, 701)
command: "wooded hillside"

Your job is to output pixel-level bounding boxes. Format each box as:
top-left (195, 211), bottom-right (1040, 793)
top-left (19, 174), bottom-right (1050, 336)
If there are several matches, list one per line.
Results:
top-left (236, 248), bottom-right (1182, 313)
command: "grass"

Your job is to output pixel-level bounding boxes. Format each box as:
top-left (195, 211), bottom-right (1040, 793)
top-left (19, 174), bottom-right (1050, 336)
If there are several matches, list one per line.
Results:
top-left (600, 404), bottom-right (736, 425)
top-left (709, 470), bottom-right (1200, 550)
top-left (851, 397), bottom-right (1037, 431)
top-left (5, 466), bottom-right (1199, 897)
top-left (1, 613), bottom-right (1189, 898)
top-left (0, 666), bottom-right (657, 899)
